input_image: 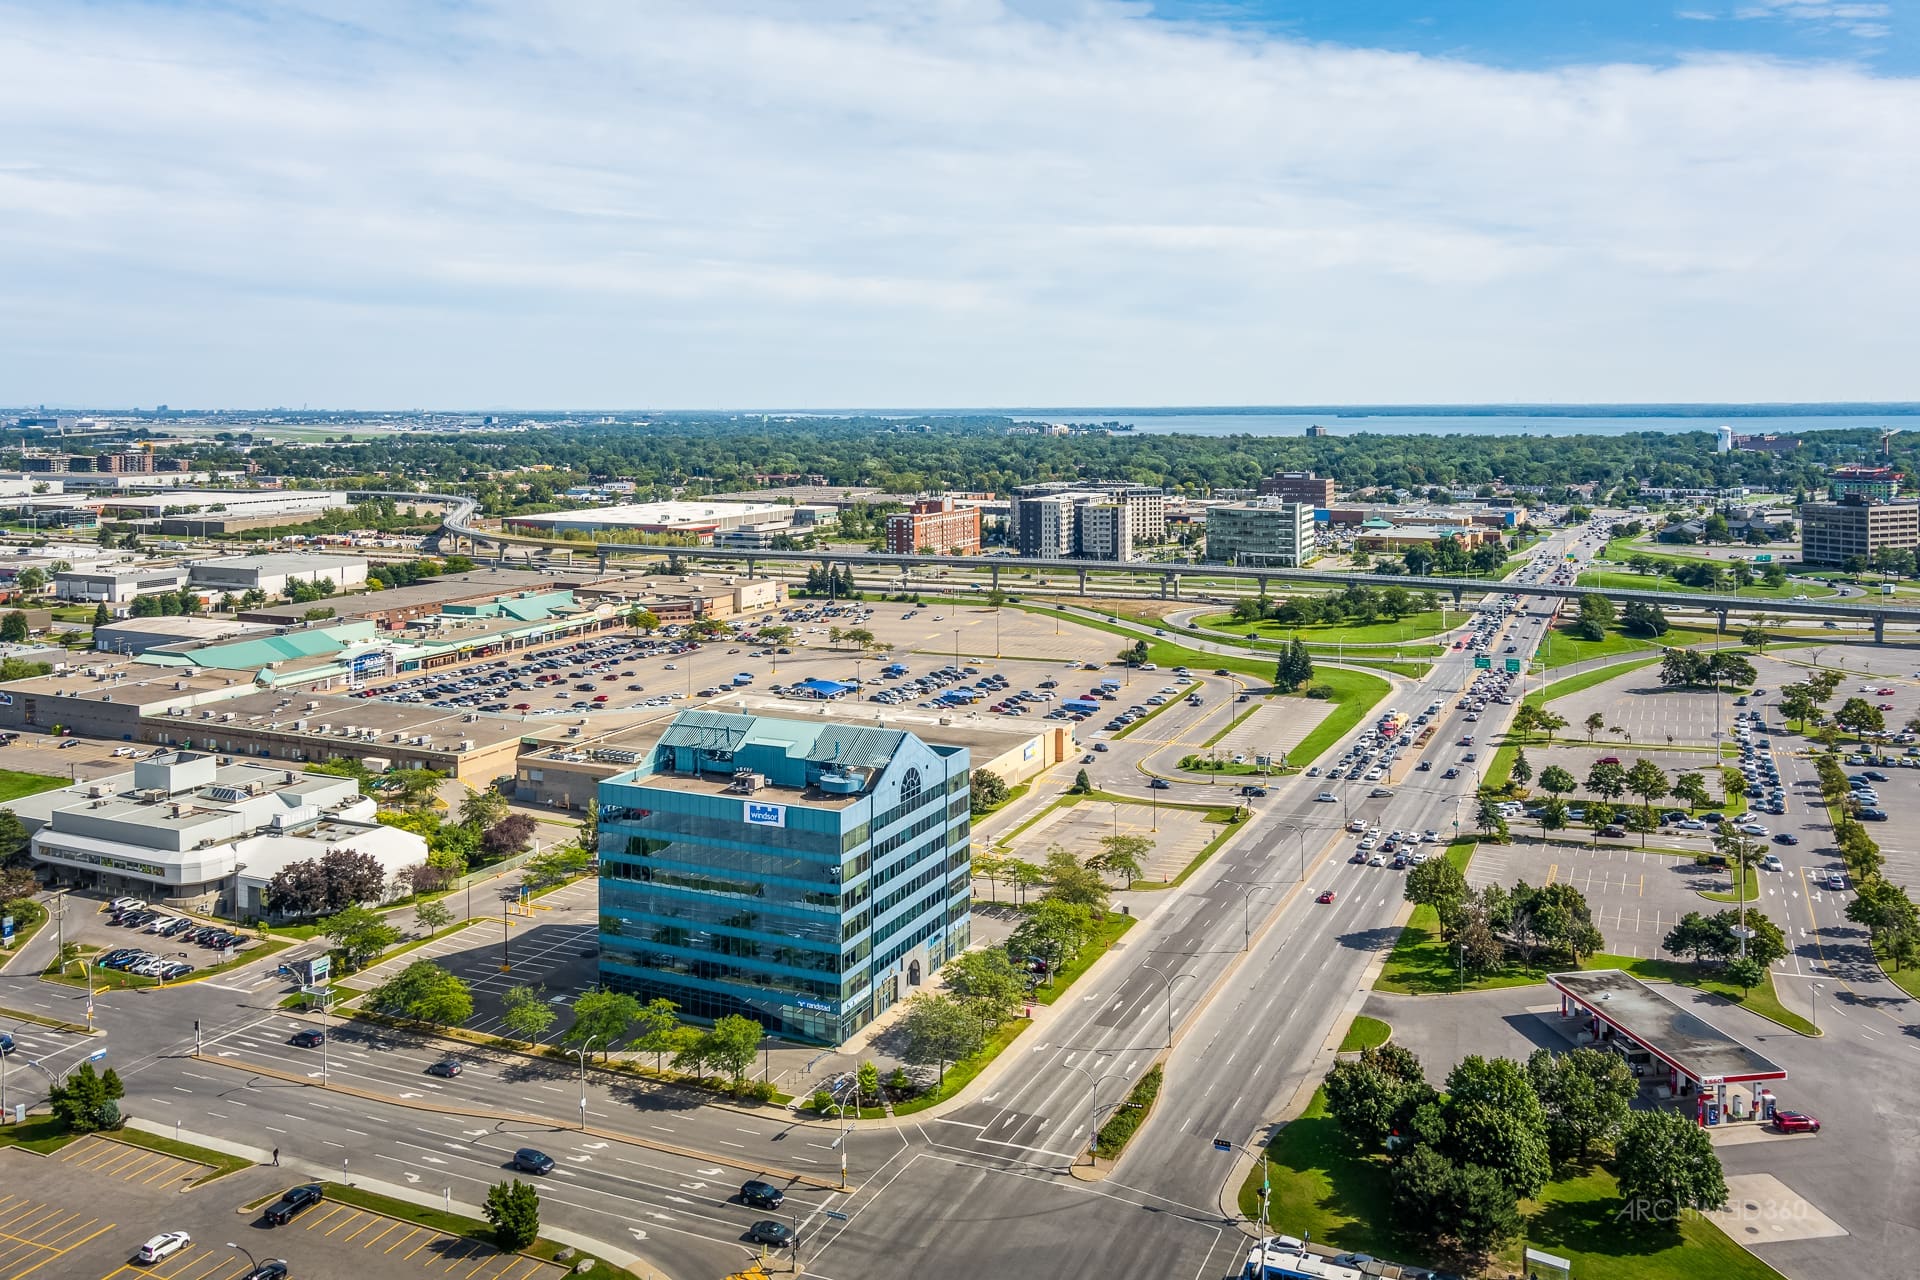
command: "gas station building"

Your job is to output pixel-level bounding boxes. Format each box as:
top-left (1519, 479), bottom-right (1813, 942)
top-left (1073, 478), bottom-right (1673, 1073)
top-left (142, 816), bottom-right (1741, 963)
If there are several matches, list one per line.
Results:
top-left (1548, 969), bottom-right (1787, 1126)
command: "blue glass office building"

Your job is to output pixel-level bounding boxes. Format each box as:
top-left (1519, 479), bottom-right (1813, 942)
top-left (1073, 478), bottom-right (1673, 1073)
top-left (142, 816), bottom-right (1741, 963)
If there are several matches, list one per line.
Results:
top-left (597, 710), bottom-right (972, 1044)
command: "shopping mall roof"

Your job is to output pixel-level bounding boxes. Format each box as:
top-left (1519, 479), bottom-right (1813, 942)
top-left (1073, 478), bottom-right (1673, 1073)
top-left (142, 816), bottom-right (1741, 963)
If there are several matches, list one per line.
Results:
top-left (1548, 970), bottom-right (1786, 1085)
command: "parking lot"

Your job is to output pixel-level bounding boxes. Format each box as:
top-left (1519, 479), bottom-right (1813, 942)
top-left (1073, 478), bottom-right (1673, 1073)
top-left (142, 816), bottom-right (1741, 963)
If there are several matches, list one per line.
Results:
top-left (0, 1142), bottom-right (565, 1280)
top-left (345, 879), bottom-right (599, 1046)
top-left (1466, 840), bottom-right (1750, 957)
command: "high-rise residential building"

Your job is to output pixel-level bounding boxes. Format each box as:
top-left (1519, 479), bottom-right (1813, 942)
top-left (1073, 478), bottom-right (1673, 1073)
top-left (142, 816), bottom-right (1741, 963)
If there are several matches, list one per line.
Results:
top-left (1077, 503), bottom-right (1132, 561)
top-left (596, 710), bottom-right (972, 1045)
top-left (1009, 482), bottom-right (1163, 558)
top-left (1255, 471), bottom-right (1335, 507)
top-left (884, 498), bottom-right (981, 556)
top-left (1203, 501), bottom-right (1318, 567)
top-left (1798, 496), bottom-right (1919, 567)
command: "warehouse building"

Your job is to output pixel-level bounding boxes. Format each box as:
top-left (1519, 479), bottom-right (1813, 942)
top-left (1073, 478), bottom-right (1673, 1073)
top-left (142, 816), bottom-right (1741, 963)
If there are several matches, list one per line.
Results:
top-left (503, 500), bottom-right (791, 541)
top-left (53, 565), bottom-right (190, 604)
top-left (188, 553), bottom-right (369, 597)
top-left (598, 710), bottom-right (972, 1044)
top-left (94, 616), bottom-right (273, 656)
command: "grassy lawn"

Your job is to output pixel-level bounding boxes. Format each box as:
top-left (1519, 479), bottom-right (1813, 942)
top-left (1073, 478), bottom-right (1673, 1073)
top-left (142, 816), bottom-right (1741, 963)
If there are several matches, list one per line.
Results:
top-left (0, 1114), bottom-right (79, 1155)
top-left (1339, 1015), bottom-right (1391, 1052)
top-left (1033, 912), bottom-right (1137, 1005)
top-left (1697, 865), bottom-right (1760, 903)
top-left (1539, 622), bottom-right (1721, 671)
top-left (1240, 1097), bottom-right (1784, 1280)
top-left (1196, 609), bottom-right (1452, 646)
top-left (1577, 569), bottom-right (1829, 602)
top-left (0, 768), bottom-right (66, 804)
top-left (1875, 941), bottom-right (1920, 1000)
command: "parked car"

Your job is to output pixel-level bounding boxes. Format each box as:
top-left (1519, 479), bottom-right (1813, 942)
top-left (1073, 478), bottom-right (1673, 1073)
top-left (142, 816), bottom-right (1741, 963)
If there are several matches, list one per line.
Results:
top-left (137, 1231), bottom-right (192, 1262)
top-left (242, 1263), bottom-right (290, 1280)
top-left (1773, 1111), bottom-right (1821, 1134)
top-left (264, 1184), bottom-right (324, 1225)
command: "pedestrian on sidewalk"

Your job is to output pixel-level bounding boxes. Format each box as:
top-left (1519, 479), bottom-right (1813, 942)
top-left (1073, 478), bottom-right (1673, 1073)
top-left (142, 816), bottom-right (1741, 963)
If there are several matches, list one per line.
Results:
top-left (272, 1147), bottom-right (280, 1166)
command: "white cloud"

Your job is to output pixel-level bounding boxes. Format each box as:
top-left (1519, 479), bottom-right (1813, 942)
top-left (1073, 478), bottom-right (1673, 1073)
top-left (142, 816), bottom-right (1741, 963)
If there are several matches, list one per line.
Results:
top-left (0, 0), bottom-right (1916, 407)
top-left (1732, 0), bottom-right (1894, 38)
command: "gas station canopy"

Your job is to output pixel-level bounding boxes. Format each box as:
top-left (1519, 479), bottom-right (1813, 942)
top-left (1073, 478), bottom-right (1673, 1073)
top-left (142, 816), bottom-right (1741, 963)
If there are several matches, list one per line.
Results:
top-left (1547, 969), bottom-right (1786, 1087)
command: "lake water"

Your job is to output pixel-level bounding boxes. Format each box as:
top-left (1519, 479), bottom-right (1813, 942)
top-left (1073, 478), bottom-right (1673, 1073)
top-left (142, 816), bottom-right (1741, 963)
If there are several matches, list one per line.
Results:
top-left (1008, 408), bottom-right (1920, 438)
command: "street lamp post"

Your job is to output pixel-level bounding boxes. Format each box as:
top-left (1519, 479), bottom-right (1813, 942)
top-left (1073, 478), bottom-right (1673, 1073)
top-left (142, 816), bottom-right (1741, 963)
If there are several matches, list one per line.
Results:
top-left (574, 1034), bottom-right (603, 1129)
top-left (226, 1244), bottom-right (259, 1274)
top-left (1063, 1062), bottom-right (1130, 1167)
top-left (1139, 963), bottom-right (1196, 1050)
top-left (64, 958), bottom-right (95, 1028)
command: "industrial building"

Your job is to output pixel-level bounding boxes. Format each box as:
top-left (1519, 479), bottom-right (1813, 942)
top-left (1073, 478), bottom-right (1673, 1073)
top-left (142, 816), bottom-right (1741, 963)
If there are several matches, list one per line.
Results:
top-left (235, 568), bottom-right (602, 629)
top-left (1203, 501), bottom-right (1317, 567)
top-left (503, 500), bottom-right (792, 541)
top-left (53, 565), bottom-right (190, 604)
top-left (8, 752), bottom-right (425, 918)
top-left (597, 710), bottom-right (972, 1044)
top-left (1798, 496), bottom-right (1920, 567)
top-left (188, 553), bottom-right (370, 597)
top-left (94, 616), bottom-right (273, 656)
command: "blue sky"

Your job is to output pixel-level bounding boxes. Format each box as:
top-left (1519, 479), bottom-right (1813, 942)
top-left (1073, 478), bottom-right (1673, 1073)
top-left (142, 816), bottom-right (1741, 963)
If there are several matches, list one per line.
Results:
top-left (1146, 0), bottom-right (1909, 70)
top-left (2, 1), bottom-right (1917, 410)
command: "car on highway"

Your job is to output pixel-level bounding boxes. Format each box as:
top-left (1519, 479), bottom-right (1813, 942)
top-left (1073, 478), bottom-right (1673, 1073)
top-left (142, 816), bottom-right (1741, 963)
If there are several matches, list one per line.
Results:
top-left (1369, 787), bottom-right (1393, 798)
top-left (264, 1184), bottom-right (324, 1226)
top-left (1773, 834), bottom-right (1799, 846)
top-left (748, 1221), bottom-right (794, 1247)
top-left (740, 1180), bottom-right (785, 1208)
top-left (289, 1029), bottom-right (325, 1048)
top-left (1315, 792), bottom-right (1337, 803)
top-left (137, 1231), bottom-right (192, 1262)
top-left (425, 1058), bottom-right (464, 1078)
top-left (1442, 767), bottom-right (1460, 779)
top-left (1316, 890), bottom-right (1336, 904)
top-left (511, 1148), bottom-right (555, 1174)
top-left (1826, 872), bottom-right (1848, 890)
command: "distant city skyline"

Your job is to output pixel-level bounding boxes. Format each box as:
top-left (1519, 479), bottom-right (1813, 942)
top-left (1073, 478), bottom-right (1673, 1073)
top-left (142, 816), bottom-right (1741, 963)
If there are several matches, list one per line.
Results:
top-left (4, 1), bottom-right (1916, 408)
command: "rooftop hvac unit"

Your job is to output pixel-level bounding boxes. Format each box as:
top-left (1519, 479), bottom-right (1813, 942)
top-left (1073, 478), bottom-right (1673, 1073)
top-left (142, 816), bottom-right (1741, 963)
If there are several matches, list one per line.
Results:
top-left (293, 719), bottom-right (307, 730)
top-left (221, 712), bottom-right (234, 722)
top-left (818, 770), bottom-right (861, 795)
top-left (87, 784), bottom-right (106, 798)
top-left (317, 723), bottom-right (331, 734)
top-left (199, 709), bottom-right (214, 719)
top-left (305, 701), bottom-right (319, 712)
top-left (173, 681), bottom-right (187, 691)
top-left (458, 739), bottom-right (473, 752)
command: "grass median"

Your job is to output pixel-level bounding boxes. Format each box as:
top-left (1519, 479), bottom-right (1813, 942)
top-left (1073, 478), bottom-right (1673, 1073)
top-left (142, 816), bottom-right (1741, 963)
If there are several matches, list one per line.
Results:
top-left (317, 1181), bottom-right (645, 1280)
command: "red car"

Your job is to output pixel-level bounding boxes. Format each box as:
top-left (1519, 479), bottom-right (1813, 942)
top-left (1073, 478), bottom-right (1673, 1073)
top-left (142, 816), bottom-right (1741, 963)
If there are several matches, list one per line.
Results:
top-left (1878, 687), bottom-right (1896, 696)
top-left (1879, 703), bottom-right (1896, 712)
top-left (1773, 1111), bottom-right (1821, 1134)
top-left (1317, 889), bottom-right (1337, 904)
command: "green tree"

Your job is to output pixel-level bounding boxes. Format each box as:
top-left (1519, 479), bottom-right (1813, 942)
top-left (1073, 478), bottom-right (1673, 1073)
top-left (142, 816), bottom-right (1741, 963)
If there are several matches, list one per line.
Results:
top-left (941, 948), bottom-right (1024, 1025)
top-left (564, 989), bottom-right (643, 1060)
top-left (1324, 1042), bottom-right (1436, 1151)
top-left (413, 899), bottom-right (453, 932)
top-left (92, 602), bottom-right (110, 627)
top-left (1526, 1047), bottom-right (1635, 1162)
top-left (0, 612), bottom-right (28, 643)
top-left (1836, 697), bottom-right (1886, 740)
top-left (1389, 1146), bottom-right (1523, 1258)
top-left (366, 959), bottom-right (473, 1027)
top-left (1585, 760), bottom-right (1627, 803)
top-left (459, 788), bottom-right (509, 831)
top-left (629, 998), bottom-right (684, 1071)
top-left (320, 902), bottom-right (403, 968)
top-left (1273, 638), bottom-right (1314, 693)
top-left (1088, 833), bottom-right (1151, 884)
top-left (1071, 768), bottom-right (1092, 794)
top-left (969, 769), bottom-right (1009, 814)
top-left (1404, 855), bottom-right (1469, 926)
top-left (1509, 748), bottom-right (1532, 789)
top-left (1538, 765), bottom-right (1576, 800)
top-left (1584, 712), bottom-right (1605, 739)
top-left (483, 1179), bottom-right (541, 1250)
top-left (1440, 1055), bottom-right (1553, 1199)
top-left (48, 1061), bottom-right (123, 1133)
top-left (1573, 594), bottom-right (1615, 641)
top-left (500, 984), bottom-right (557, 1042)
top-left (1623, 758), bottom-right (1669, 823)
top-left (899, 993), bottom-right (987, 1087)
top-left (627, 607), bottom-right (660, 634)
top-left (1005, 896), bottom-right (1090, 975)
top-left (1614, 1110), bottom-right (1728, 1222)
top-left (1671, 772), bottom-right (1710, 813)
top-left (1042, 845), bottom-right (1111, 914)
top-left (703, 1014), bottom-right (765, 1083)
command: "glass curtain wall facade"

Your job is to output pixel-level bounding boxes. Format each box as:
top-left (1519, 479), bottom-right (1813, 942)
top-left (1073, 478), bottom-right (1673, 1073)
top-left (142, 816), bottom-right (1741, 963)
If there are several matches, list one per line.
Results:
top-left (596, 714), bottom-right (972, 1044)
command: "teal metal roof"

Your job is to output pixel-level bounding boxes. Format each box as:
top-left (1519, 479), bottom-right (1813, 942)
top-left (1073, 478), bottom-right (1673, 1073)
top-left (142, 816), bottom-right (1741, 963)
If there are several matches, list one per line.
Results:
top-left (655, 711), bottom-right (903, 770)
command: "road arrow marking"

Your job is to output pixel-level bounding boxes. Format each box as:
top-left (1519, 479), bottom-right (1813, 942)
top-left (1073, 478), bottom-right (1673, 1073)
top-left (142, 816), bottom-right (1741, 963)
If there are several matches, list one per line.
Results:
top-left (403, 1172), bottom-right (420, 1184)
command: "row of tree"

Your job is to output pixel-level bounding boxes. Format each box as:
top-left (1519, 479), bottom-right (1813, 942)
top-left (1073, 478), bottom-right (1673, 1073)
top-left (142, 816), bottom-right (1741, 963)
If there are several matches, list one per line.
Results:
top-left (1809, 752), bottom-right (1920, 972)
top-left (1326, 1042), bottom-right (1724, 1258)
top-left (1404, 861), bottom-right (1605, 975)
top-left (1570, 594), bottom-right (1669, 641)
top-left (1229, 583), bottom-right (1442, 628)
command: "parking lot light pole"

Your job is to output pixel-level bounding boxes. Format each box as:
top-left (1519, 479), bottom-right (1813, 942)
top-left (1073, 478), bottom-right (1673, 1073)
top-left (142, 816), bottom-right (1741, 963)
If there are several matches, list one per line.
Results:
top-left (226, 1243), bottom-right (259, 1273)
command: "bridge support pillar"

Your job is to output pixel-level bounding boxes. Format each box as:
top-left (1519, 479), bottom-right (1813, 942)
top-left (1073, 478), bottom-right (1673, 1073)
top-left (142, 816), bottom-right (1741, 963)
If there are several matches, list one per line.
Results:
top-left (1875, 613), bottom-right (1886, 645)
top-left (823, 560), bottom-right (835, 603)
top-left (1078, 567), bottom-right (1089, 597)
top-left (1168, 573), bottom-right (1182, 600)
top-left (1716, 608), bottom-right (1728, 635)
top-left (1257, 575), bottom-right (1269, 601)
top-left (1451, 586), bottom-right (1464, 607)
top-left (990, 563), bottom-right (1000, 592)
top-left (598, 550), bottom-right (609, 574)
top-left (746, 557), bottom-right (756, 579)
